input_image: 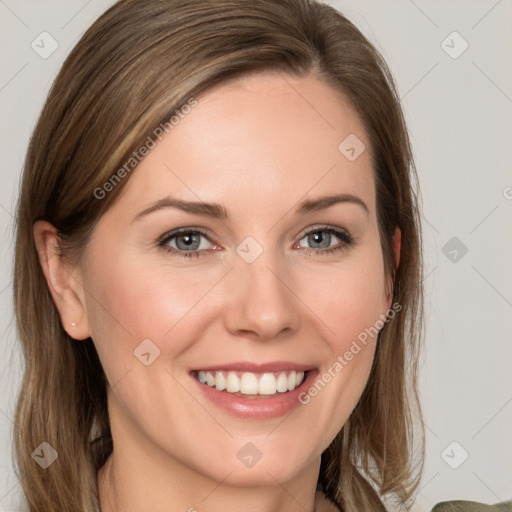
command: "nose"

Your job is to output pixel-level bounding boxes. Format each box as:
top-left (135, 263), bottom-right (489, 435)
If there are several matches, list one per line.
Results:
top-left (223, 252), bottom-right (301, 341)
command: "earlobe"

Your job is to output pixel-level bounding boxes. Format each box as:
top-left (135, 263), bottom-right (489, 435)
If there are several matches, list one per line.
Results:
top-left (33, 220), bottom-right (91, 340)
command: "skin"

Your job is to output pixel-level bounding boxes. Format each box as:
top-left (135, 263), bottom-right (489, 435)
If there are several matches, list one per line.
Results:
top-left (35, 71), bottom-right (400, 512)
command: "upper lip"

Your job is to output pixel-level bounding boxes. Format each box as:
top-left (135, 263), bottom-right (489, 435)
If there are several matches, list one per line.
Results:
top-left (190, 361), bottom-right (315, 373)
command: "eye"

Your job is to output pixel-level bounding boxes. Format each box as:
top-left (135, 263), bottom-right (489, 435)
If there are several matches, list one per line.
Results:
top-left (294, 225), bottom-right (353, 255)
top-left (157, 225), bottom-right (353, 259)
top-left (157, 228), bottom-right (217, 258)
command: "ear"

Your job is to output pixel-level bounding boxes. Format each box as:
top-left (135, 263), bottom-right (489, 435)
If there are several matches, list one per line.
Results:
top-left (33, 220), bottom-right (91, 340)
top-left (384, 226), bottom-right (401, 307)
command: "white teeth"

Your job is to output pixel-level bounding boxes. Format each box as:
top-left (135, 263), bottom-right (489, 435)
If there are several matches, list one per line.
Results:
top-left (226, 371), bottom-right (240, 393)
top-left (214, 371), bottom-right (226, 391)
top-left (196, 369), bottom-right (307, 396)
top-left (276, 372), bottom-right (289, 392)
top-left (205, 372), bottom-right (215, 386)
top-left (240, 372), bottom-right (259, 394)
top-left (258, 373), bottom-right (277, 395)
top-left (287, 371), bottom-right (297, 391)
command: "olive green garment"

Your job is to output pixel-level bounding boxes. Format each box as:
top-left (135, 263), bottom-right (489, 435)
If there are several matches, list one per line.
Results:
top-left (431, 501), bottom-right (512, 511)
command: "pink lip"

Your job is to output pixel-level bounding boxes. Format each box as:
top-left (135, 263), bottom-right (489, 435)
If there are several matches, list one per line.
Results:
top-left (190, 361), bottom-right (315, 373)
top-left (189, 366), bottom-right (319, 420)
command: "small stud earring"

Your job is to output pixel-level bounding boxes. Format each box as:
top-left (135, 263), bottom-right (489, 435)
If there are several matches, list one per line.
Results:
top-left (71, 322), bottom-right (76, 327)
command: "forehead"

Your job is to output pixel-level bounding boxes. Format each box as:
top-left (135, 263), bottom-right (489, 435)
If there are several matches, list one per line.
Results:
top-left (115, 71), bottom-right (375, 218)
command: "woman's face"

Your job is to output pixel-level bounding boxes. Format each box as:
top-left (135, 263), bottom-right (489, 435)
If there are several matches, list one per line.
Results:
top-left (78, 71), bottom-right (397, 485)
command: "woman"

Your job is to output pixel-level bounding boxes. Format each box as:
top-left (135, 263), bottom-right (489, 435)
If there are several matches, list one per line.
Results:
top-left (13, 0), bottom-right (424, 510)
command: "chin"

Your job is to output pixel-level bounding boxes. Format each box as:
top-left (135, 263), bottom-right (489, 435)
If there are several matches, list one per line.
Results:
top-left (192, 444), bottom-right (316, 487)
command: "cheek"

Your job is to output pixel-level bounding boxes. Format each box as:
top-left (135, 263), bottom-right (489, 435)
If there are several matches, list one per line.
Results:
top-left (293, 242), bottom-right (387, 437)
top-left (84, 246), bottom-right (214, 343)
top-left (81, 246), bottom-right (200, 393)
top-left (303, 241), bottom-right (388, 348)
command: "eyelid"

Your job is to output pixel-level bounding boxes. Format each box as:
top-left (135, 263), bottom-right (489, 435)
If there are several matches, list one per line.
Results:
top-left (295, 223), bottom-right (352, 241)
top-left (157, 226), bottom-right (217, 246)
top-left (158, 224), bottom-right (351, 246)
top-left (157, 224), bottom-right (356, 258)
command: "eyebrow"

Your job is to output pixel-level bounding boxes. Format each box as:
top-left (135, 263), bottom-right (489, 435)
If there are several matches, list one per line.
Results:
top-left (132, 193), bottom-right (369, 223)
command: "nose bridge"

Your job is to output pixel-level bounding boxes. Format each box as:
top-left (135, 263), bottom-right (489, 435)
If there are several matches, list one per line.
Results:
top-left (223, 241), bottom-right (300, 340)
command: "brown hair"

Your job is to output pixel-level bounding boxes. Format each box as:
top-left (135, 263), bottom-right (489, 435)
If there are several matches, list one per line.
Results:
top-left (12, 0), bottom-right (424, 510)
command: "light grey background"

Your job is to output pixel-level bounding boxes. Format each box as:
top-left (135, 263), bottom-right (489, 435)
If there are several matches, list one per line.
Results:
top-left (1, 1), bottom-right (511, 510)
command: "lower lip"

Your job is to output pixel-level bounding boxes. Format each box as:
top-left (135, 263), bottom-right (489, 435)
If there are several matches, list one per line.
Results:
top-left (190, 370), bottom-right (318, 419)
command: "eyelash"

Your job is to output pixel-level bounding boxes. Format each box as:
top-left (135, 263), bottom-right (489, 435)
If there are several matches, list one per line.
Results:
top-left (157, 225), bottom-right (354, 259)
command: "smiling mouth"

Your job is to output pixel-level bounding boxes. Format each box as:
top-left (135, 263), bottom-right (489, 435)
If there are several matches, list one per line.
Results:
top-left (192, 370), bottom-right (308, 396)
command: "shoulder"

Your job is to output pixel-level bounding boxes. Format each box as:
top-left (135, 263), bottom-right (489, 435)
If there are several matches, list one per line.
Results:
top-left (431, 501), bottom-right (512, 511)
